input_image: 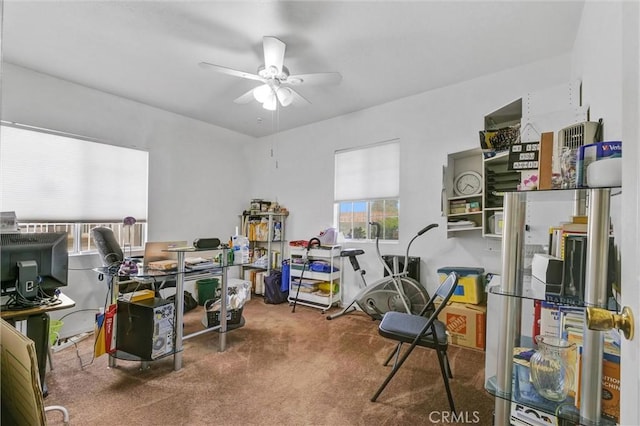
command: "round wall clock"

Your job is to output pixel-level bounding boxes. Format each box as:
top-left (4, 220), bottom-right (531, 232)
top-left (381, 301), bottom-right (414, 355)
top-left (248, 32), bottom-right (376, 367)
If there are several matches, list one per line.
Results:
top-left (453, 171), bottom-right (482, 196)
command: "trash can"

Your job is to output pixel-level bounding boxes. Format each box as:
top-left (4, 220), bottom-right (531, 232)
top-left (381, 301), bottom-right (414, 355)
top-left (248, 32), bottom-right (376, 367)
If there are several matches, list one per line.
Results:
top-left (196, 278), bottom-right (219, 306)
top-left (49, 319), bottom-right (64, 346)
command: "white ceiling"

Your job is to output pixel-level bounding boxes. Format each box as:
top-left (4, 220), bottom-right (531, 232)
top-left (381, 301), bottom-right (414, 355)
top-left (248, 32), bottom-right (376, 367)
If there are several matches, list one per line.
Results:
top-left (2, 1), bottom-right (585, 138)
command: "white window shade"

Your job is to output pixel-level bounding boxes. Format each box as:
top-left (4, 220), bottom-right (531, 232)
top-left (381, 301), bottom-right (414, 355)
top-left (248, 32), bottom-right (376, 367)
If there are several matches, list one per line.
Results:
top-left (334, 140), bottom-right (399, 201)
top-left (0, 125), bottom-right (148, 221)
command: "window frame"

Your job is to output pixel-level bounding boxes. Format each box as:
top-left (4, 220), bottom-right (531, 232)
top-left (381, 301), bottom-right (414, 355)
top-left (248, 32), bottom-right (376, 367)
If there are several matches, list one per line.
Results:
top-left (335, 199), bottom-right (400, 242)
top-left (334, 139), bottom-right (400, 242)
top-left (17, 221), bottom-right (148, 255)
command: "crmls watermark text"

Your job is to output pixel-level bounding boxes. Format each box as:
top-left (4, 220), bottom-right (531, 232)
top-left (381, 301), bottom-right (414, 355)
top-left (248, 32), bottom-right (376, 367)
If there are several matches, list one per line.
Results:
top-left (429, 411), bottom-right (481, 424)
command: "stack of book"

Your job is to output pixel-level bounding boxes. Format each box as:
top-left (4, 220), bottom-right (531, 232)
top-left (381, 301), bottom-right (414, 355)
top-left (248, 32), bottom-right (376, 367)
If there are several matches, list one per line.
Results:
top-left (449, 199), bottom-right (481, 214)
top-left (185, 257), bottom-right (216, 271)
top-left (449, 199), bottom-right (467, 214)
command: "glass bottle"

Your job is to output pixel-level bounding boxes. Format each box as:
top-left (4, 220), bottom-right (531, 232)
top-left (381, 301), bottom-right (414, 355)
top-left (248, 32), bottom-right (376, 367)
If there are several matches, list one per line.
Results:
top-left (530, 335), bottom-right (577, 402)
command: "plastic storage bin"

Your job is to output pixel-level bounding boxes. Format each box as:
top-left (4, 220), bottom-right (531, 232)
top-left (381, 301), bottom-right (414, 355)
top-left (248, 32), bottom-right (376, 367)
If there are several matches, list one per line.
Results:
top-left (49, 319), bottom-right (64, 346)
top-left (437, 267), bottom-right (485, 304)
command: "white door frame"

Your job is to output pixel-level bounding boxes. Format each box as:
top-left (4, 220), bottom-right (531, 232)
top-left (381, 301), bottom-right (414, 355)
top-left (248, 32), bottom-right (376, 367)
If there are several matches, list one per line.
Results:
top-left (620, 2), bottom-right (639, 425)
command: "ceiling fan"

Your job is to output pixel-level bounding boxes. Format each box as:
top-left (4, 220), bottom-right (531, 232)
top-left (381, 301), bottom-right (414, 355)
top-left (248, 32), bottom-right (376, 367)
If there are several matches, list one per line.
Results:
top-left (199, 36), bottom-right (342, 111)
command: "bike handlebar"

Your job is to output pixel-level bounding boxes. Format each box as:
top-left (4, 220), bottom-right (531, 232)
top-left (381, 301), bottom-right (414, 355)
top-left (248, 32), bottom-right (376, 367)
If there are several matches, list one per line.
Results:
top-left (417, 223), bottom-right (439, 236)
top-left (369, 221), bottom-right (438, 277)
top-left (370, 222), bottom-right (381, 239)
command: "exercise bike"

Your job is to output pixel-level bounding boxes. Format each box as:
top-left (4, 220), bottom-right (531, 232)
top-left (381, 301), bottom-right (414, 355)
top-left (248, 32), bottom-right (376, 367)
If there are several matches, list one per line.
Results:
top-left (326, 222), bottom-right (438, 321)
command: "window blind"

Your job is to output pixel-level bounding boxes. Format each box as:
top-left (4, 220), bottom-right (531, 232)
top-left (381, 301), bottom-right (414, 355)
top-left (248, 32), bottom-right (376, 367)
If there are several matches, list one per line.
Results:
top-left (0, 124), bottom-right (148, 221)
top-left (334, 139), bottom-right (399, 202)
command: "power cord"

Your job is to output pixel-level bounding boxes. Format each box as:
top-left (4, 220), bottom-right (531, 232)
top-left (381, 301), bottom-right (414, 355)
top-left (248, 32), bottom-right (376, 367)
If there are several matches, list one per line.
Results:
top-left (2, 283), bottom-right (62, 310)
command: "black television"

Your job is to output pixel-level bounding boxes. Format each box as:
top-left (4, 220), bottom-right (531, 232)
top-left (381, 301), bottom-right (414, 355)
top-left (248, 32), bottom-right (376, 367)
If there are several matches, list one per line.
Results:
top-left (0, 232), bottom-right (69, 299)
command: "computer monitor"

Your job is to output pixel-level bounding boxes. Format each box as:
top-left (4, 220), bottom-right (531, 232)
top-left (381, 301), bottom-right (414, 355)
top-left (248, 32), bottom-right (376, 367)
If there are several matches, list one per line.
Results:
top-left (0, 232), bottom-right (69, 298)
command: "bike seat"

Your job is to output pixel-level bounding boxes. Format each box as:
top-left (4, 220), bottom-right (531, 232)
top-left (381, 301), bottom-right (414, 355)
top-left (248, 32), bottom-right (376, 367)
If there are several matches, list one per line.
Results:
top-left (341, 248), bottom-right (364, 257)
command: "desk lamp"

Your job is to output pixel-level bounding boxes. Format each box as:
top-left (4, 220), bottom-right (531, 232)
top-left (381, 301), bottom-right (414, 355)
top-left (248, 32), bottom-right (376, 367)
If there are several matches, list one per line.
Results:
top-left (118, 216), bottom-right (138, 276)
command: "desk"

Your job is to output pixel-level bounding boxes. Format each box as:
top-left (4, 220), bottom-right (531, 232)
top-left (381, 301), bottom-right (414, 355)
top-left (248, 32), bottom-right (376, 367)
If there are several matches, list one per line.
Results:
top-left (0, 292), bottom-right (75, 320)
top-left (94, 244), bottom-right (237, 371)
top-left (1, 292), bottom-right (76, 394)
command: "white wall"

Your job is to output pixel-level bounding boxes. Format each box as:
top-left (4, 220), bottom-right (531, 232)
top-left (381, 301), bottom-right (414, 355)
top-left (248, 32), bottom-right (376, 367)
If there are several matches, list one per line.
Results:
top-left (247, 54), bottom-right (572, 302)
top-left (1, 63), bottom-right (254, 336)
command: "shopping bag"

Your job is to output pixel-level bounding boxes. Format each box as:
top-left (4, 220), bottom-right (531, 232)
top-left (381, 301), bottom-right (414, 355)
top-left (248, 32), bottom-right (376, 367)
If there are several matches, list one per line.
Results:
top-left (94, 304), bottom-right (117, 357)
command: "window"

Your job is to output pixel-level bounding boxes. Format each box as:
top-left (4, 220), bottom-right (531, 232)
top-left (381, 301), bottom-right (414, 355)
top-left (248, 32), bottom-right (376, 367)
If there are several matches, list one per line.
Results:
top-left (0, 123), bottom-right (149, 254)
top-left (334, 140), bottom-right (400, 241)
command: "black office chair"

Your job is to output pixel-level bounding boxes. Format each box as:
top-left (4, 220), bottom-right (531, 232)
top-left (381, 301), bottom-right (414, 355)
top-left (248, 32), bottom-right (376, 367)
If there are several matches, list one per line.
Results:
top-left (371, 271), bottom-right (459, 413)
top-left (91, 227), bottom-right (181, 297)
top-left (91, 226), bottom-right (124, 271)
top-left (91, 227), bottom-right (145, 293)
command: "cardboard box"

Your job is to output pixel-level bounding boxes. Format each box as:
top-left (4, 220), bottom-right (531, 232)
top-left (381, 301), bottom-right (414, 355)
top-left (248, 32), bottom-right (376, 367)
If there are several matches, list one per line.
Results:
top-left (437, 267), bottom-right (485, 304)
top-left (436, 301), bottom-right (486, 350)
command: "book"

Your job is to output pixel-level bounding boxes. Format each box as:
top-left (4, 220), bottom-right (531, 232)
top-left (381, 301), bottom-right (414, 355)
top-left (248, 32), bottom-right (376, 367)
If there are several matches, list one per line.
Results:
top-left (539, 302), bottom-right (561, 338)
top-left (561, 222), bottom-right (588, 233)
top-left (148, 259), bottom-right (178, 270)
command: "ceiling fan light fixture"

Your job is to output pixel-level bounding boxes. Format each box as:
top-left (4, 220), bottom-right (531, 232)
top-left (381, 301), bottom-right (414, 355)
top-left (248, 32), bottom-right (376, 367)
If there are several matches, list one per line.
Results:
top-left (253, 84), bottom-right (272, 103)
top-left (201, 36), bottom-right (337, 110)
top-left (276, 87), bottom-right (293, 107)
top-left (263, 92), bottom-right (277, 111)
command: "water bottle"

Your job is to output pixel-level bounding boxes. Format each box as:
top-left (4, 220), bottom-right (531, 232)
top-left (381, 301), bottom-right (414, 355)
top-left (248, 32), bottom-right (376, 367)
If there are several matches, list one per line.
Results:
top-left (274, 222), bottom-right (282, 241)
top-left (232, 234), bottom-right (250, 265)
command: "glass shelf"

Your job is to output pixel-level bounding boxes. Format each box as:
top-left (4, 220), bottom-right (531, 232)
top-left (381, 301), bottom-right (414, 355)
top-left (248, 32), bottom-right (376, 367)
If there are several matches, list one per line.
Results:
top-left (488, 277), bottom-right (618, 310)
top-left (92, 266), bottom-right (226, 286)
top-left (486, 368), bottom-right (617, 426)
top-left (110, 348), bottom-right (183, 362)
top-left (109, 317), bottom-right (246, 363)
top-left (502, 186), bottom-right (621, 194)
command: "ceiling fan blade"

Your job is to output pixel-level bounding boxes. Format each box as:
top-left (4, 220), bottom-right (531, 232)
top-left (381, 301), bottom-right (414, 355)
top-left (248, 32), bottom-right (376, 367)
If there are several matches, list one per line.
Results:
top-left (286, 72), bottom-right (342, 86)
top-left (233, 88), bottom-right (258, 104)
top-left (263, 36), bottom-right (286, 73)
top-left (199, 62), bottom-right (264, 82)
top-left (288, 88), bottom-right (311, 106)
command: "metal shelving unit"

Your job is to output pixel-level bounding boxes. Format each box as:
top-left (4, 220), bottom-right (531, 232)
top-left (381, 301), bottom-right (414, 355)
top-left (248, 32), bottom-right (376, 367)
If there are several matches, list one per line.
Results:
top-left (489, 188), bottom-right (618, 426)
top-left (288, 245), bottom-right (342, 312)
top-left (240, 211), bottom-right (288, 284)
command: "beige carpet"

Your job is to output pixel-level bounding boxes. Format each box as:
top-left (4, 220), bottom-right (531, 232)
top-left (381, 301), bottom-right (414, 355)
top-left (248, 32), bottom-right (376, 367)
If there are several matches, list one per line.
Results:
top-left (43, 298), bottom-right (494, 425)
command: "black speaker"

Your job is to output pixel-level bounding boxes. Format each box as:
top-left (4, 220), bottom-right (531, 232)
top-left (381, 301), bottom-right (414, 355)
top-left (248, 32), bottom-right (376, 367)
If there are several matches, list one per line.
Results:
top-left (193, 238), bottom-right (221, 249)
top-left (382, 255), bottom-right (420, 281)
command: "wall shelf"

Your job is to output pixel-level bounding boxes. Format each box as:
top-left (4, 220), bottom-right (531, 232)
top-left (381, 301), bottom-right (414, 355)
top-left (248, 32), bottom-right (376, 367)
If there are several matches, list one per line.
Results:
top-left (443, 147), bottom-right (484, 238)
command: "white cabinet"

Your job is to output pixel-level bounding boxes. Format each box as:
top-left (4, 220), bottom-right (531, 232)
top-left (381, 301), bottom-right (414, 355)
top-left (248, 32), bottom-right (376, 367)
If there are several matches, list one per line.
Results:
top-left (443, 147), bottom-right (484, 237)
top-left (288, 245), bottom-right (342, 312)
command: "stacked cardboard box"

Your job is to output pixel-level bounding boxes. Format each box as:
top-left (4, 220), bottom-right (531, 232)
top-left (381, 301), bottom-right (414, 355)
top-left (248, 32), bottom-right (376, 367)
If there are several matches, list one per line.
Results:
top-left (436, 267), bottom-right (487, 350)
top-left (436, 302), bottom-right (486, 351)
